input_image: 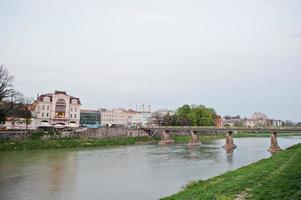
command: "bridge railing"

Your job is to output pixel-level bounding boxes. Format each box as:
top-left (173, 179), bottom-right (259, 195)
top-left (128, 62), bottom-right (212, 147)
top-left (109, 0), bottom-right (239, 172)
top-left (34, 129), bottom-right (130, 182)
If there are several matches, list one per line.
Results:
top-left (142, 126), bottom-right (301, 132)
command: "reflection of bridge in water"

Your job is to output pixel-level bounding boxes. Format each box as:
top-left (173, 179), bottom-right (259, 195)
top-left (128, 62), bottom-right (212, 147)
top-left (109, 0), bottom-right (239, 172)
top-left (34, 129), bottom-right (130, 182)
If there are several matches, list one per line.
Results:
top-left (141, 127), bottom-right (301, 153)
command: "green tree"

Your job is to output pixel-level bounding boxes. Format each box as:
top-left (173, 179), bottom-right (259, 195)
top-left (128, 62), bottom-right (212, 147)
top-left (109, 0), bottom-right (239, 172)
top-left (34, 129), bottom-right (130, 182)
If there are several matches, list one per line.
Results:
top-left (176, 104), bottom-right (191, 118)
top-left (162, 104), bottom-right (217, 126)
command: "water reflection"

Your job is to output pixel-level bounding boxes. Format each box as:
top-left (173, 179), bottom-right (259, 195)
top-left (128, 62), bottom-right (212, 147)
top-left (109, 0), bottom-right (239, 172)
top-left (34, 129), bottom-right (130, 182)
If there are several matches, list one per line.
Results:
top-left (0, 150), bottom-right (77, 200)
top-left (0, 137), bottom-right (300, 200)
top-left (47, 153), bottom-right (77, 199)
top-left (226, 150), bottom-right (234, 164)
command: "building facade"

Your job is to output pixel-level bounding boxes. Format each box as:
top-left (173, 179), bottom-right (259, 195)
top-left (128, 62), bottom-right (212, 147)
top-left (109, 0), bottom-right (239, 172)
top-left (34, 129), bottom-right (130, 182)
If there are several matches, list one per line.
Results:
top-left (224, 113), bottom-right (283, 128)
top-left (129, 111), bottom-right (152, 127)
top-left (100, 108), bottom-right (129, 127)
top-left (80, 109), bottom-right (101, 128)
top-left (99, 108), bottom-right (152, 127)
top-left (32, 91), bottom-right (81, 127)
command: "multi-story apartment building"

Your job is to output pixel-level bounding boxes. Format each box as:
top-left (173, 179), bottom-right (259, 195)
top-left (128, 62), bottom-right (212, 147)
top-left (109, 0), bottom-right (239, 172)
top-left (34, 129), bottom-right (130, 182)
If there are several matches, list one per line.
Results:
top-left (32, 91), bottom-right (81, 127)
top-left (129, 111), bottom-right (152, 127)
top-left (100, 108), bottom-right (129, 127)
top-left (100, 108), bottom-right (152, 127)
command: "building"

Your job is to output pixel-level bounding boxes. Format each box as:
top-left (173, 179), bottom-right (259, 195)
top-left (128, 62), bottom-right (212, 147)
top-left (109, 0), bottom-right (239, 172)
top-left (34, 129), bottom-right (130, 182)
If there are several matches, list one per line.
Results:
top-left (270, 119), bottom-right (283, 127)
top-left (243, 112), bottom-right (283, 128)
top-left (129, 111), bottom-right (152, 127)
top-left (4, 117), bottom-right (36, 130)
top-left (99, 108), bottom-right (152, 127)
top-left (223, 115), bottom-right (243, 127)
top-left (80, 109), bottom-right (101, 128)
top-left (148, 109), bottom-right (175, 126)
top-left (243, 119), bottom-right (266, 127)
top-left (32, 91), bottom-right (81, 127)
top-left (100, 108), bottom-right (129, 127)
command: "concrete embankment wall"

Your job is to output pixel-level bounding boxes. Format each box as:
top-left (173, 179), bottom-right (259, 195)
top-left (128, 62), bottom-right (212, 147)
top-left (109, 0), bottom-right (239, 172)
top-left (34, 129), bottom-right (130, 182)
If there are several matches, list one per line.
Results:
top-left (70, 128), bottom-right (148, 138)
top-left (0, 131), bottom-right (29, 140)
top-left (0, 128), bottom-right (149, 140)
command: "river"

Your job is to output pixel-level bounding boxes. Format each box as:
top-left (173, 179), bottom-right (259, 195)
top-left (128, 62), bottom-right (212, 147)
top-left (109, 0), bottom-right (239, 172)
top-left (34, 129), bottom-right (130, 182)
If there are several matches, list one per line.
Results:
top-left (0, 136), bottom-right (301, 200)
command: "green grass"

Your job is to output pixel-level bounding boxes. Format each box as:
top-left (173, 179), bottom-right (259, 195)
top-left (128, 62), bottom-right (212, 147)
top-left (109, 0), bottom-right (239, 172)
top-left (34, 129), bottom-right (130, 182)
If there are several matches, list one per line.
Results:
top-left (0, 136), bottom-right (155, 151)
top-left (162, 143), bottom-right (301, 200)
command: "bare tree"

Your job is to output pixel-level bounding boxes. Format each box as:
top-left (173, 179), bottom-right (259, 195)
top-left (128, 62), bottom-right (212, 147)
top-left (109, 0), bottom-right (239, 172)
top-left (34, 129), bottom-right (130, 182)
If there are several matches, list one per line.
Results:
top-left (0, 65), bottom-right (14, 102)
top-left (148, 112), bottom-right (164, 126)
top-left (7, 91), bottom-right (34, 130)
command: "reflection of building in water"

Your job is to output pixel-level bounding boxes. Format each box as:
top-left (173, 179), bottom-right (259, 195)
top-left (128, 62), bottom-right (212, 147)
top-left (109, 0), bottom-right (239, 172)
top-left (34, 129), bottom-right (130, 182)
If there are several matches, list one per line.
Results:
top-left (47, 152), bottom-right (77, 199)
top-left (32, 91), bottom-right (81, 127)
top-left (226, 150), bottom-right (234, 164)
top-left (0, 151), bottom-right (78, 200)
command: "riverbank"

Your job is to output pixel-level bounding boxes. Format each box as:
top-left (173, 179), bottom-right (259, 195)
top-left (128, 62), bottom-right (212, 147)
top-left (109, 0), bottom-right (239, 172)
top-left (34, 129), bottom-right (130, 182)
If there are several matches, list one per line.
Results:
top-left (162, 143), bottom-right (301, 200)
top-left (0, 135), bottom-right (156, 151)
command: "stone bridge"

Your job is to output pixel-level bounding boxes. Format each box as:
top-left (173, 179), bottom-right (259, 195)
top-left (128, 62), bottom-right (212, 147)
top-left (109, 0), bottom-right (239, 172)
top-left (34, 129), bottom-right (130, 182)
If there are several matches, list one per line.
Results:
top-left (141, 127), bottom-right (301, 152)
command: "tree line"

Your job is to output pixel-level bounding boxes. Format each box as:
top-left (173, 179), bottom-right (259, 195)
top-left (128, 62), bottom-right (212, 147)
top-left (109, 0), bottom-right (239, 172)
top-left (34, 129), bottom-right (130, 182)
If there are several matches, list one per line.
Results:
top-left (0, 65), bottom-right (33, 129)
top-left (161, 104), bottom-right (217, 126)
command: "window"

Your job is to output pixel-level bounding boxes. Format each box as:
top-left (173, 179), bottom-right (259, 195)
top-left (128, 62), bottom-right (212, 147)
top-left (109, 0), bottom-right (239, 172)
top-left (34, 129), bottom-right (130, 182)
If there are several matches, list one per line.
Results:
top-left (43, 97), bottom-right (50, 102)
top-left (42, 112), bottom-right (44, 117)
top-left (55, 99), bottom-right (66, 118)
top-left (70, 114), bottom-right (73, 118)
top-left (71, 107), bottom-right (73, 112)
top-left (42, 105), bottom-right (45, 110)
top-left (47, 105), bottom-right (49, 110)
top-left (46, 113), bottom-right (49, 117)
top-left (75, 107), bottom-right (77, 112)
top-left (74, 114), bottom-right (77, 118)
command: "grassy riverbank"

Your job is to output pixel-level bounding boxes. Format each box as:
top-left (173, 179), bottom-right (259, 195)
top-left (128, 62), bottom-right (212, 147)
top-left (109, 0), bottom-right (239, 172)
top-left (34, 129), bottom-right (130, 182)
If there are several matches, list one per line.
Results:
top-left (162, 143), bottom-right (301, 200)
top-left (0, 135), bottom-right (156, 151)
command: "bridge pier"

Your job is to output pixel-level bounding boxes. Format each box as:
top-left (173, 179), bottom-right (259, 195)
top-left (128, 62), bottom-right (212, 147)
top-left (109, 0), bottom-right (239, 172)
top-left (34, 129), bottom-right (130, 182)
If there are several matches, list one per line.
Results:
top-left (223, 131), bottom-right (237, 150)
top-left (158, 130), bottom-right (174, 145)
top-left (268, 131), bottom-right (281, 152)
top-left (188, 130), bottom-right (200, 146)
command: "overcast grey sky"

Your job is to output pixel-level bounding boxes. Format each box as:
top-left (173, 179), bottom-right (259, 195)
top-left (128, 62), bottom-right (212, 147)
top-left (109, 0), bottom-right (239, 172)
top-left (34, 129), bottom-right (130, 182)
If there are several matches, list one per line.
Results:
top-left (0, 0), bottom-right (300, 121)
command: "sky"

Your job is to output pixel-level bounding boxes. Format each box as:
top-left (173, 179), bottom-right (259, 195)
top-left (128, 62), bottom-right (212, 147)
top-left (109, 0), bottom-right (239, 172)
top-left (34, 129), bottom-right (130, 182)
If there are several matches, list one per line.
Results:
top-left (0, 0), bottom-right (301, 121)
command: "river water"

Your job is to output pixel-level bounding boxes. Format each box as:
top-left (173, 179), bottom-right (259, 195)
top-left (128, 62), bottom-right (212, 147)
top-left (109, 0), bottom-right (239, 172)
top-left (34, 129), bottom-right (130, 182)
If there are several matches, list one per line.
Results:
top-left (0, 136), bottom-right (301, 200)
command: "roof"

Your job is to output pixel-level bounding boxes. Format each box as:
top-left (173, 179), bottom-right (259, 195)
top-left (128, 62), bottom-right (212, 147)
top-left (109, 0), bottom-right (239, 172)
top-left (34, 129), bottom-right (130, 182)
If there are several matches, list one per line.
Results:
top-left (37, 91), bottom-right (81, 105)
top-left (80, 109), bottom-right (100, 114)
top-left (55, 91), bottom-right (67, 95)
